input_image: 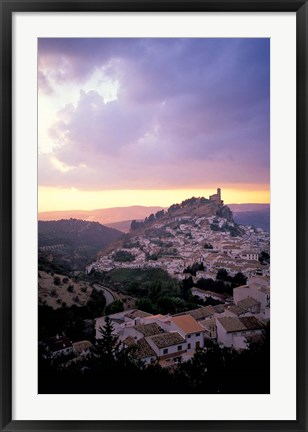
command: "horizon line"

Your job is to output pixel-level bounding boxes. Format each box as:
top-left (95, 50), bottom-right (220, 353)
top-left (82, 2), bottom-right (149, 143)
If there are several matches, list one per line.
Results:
top-left (38, 202), bottom-right (270, 214)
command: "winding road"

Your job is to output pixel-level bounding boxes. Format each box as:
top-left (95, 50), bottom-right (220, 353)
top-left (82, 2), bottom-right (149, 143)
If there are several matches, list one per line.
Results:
top-left (93, 283), bottom-right (119, 306)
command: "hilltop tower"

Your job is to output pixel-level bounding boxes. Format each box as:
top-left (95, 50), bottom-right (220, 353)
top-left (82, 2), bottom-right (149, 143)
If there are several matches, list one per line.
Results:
top-left (209, 188), bottom-right (223, 205)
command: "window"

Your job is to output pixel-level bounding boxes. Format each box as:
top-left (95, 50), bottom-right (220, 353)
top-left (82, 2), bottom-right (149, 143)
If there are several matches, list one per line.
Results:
top-left (163, 348), bottom-right (168, 355)
top-left (196, 333), bottom-right (200, 337)
top-left (188, 343), bottom-right (191, 349)
top-left (188, 334), bottom-right (191, 339)
top-left (177, 345), bottom-right (182, 351)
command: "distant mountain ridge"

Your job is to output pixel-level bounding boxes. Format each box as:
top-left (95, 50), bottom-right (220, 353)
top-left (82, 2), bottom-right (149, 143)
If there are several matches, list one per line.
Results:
top-left (38, 219), bottom-right (123, 271)
top-left (38, 219), bottom-right (122, 248)
top-left (38, 202), bottom-right (270, 234)
top-left (38, 206), bottom-right (165, 225)
top-left (228, 203), bottom-right (270, 212)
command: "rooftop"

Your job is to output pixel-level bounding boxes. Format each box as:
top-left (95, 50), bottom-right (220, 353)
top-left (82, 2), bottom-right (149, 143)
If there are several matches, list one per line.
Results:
top-left (199, 318), bottom-right (216, 330)
top-left (149, 332), bottom-right (185, 349)
top-left (72, 340), bottom-right (92, 354)
top-left (124, 309), bottom-right (152, 319)
top-left (187, 306), bottom-right (216, 321)
top-left (240, 316), bottom-right (265, 331)
top-left (171, 314), bottom-right (204, 334)
top-left (237, 297), bottom-right (260, 310)
top-left (217, 317), bottom-right (247, 333)
top-left (218, 316), bottom-right (265, 333)
top-left (135, 322), bottom-right (165, 337)
top-left (227, 305), bottom-right (246, 316)
top-left (134, 338), bottom-right (157, 359)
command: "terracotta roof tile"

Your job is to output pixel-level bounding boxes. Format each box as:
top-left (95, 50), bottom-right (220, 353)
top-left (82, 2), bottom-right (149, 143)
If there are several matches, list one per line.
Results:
top-left (171, 315), bottom-right (204, 334)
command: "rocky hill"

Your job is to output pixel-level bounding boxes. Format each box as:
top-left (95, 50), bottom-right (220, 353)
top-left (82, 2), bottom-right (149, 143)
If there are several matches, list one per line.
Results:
top-left (130, 194), bottom-right (233, 233)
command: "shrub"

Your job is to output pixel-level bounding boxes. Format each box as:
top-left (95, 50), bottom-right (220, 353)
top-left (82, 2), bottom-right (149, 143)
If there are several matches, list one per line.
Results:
top-left (53, 276), bottom-right (61, 286)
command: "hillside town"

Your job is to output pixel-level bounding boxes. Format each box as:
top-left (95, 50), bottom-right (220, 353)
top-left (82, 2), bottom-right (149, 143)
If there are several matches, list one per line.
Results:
top-left (43, 190), bottom-right (270, 372)
top-left (86, 189), bottom-right (269, 282)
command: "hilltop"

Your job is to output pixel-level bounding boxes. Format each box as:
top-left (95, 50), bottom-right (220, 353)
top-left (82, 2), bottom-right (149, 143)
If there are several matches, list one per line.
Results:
top-left (89, 188), bottom-right (269, 286)
top-left (129, 189), bottom-right (233, 233)
top-left (38, 219), bottom-right (123, 272)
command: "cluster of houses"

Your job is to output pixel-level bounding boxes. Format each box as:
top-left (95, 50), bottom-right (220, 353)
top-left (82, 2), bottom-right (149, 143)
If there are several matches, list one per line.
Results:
top-left (92, 275), bottom-right (269, 367)
top-left (86, 209), bottom-right (269, 281)
top-left (45, 272), bottom-right (269, 369)
top-left (47, 192), bottom-right (270, 369)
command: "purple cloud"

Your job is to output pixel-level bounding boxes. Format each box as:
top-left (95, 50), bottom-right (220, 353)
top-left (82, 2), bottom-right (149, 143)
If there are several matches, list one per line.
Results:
top-left (38, 38), bottom-right (270, 190)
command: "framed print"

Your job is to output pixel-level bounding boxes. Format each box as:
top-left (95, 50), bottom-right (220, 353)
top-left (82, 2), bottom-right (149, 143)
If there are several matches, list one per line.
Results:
top-left (1, 1), bottom-right (307, 431)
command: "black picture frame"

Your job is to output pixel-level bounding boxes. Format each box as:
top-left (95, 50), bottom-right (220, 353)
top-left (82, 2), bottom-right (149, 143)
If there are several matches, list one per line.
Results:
top-left (1, 1), bottom-right (307, 431)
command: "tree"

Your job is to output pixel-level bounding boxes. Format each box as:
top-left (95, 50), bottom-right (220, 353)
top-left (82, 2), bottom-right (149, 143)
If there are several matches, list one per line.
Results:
top-left (97, 316), bottom-right (121, 361)
top-left (155, 210), bottom-right (165, 219)
top-left (135, 298), bottom-right (154, 314)
top-left (105, 300), bottom-right (124, 315)
top-left (131, 220), bottom-right (144, 230)
top-left (232, 272), bottom-right (247, 287)
top-left (148, 213), bottom-right (155, 223)
top-left (259, 251), bottom-right (270, 264)
top-left (53, 276), bottom-right (61, 286)
top-left (216, 268), bottom-right (229, 281)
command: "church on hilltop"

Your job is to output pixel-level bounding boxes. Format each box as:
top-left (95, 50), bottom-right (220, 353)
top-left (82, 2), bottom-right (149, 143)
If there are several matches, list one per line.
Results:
top-left (209, 188), bottom-right (224, 205)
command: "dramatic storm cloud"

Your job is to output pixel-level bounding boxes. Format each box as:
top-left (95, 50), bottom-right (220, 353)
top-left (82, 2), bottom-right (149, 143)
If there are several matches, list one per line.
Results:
top-left (38, 38), bottom-right (269, 193)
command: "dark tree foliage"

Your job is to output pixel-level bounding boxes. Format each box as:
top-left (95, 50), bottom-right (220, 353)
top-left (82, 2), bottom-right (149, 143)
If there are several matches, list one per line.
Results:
top-left (135, 298), bottom-right (155, 314)
top-left (104, 300), bottom-right (124, 315)
top-left (216, 268), bottom-right (247, 288)
top-left (130, 220), bottom-right (144, 230)
top-left (259, 250), bottom-right (270, 264)
top-left (38, 325), bottom-right (270, 394)
top-left (97, 317), bottom-right (121, 361)
top-left (155, 210), bottom-right (165, 219)
top-left (204, 243), bottom-right (213, 249)
top-left (216, 268), bottom-right (229, 281)
top-left (53, 276), bottom-right (61, 285)
top-left (183, 262), bottom-right (204, 276)
top-left (38, 289), bottom-right (106, 341)
top-left (113, 250), bottom-right (135, 262)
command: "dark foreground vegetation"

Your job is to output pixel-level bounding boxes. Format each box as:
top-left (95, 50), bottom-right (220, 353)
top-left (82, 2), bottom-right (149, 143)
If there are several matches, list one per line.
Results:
top-left (39, 317), bottom-right (270, 394)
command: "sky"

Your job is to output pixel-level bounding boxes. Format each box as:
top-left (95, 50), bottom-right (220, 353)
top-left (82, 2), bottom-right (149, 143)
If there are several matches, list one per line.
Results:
top-left (38, 38), bottom-right (270, 212)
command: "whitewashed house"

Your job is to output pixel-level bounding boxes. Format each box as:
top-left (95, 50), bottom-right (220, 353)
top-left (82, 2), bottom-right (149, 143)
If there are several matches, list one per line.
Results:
top-left (216, 316), bottom-right (264, 349)
top-left (170, 315), bottom-right (205, 351)
top-left (123, 336), bottom-right (157, 365)
top-left (146, 332), bottom-right (187, 365)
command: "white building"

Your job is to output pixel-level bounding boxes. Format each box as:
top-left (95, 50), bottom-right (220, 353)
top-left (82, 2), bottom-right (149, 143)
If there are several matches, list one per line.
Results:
top-left (216, 316), bottom-right (264, 349)
top-left (170, 315), bottom-right (205, 350)
top-left (146, 332), bottom-right (187, 365)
